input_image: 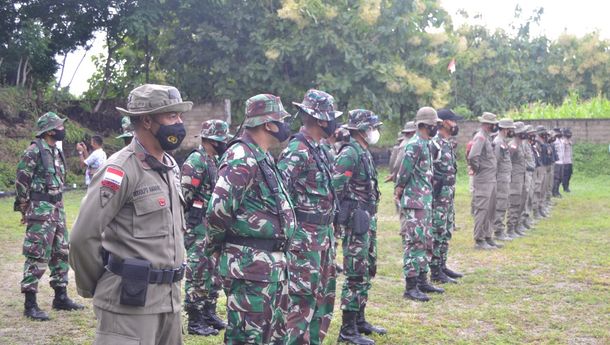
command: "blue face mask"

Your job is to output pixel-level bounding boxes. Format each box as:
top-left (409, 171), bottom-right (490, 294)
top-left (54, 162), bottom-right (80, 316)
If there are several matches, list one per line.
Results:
top-left (268, 121), bottom-right (291, 143)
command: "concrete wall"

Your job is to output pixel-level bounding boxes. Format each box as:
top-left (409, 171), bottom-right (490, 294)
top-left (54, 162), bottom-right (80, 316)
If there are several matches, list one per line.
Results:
top-left (454, 119), bottom-right (610, 147)
top-left (181, 100), bottom-right (231, 149)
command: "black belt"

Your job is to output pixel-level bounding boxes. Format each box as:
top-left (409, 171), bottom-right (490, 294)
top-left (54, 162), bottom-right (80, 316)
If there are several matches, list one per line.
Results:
top-left (295, 210), bottom-right (334, 226)
top-left (30, 192), bottom-right (62, 203)
top-left (106, 254), bottom-right (185, 284)
top-left (225, 235), bottom-right (288, 252)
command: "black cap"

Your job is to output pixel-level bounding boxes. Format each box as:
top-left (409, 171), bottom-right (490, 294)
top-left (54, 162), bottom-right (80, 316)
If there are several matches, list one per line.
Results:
top-left (437, 108), bottom-right (463, 121)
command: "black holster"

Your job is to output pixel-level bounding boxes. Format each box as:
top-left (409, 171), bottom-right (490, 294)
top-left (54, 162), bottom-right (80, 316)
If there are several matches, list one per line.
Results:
top-left (336, 200), bottom-right (355, 226)
top-left (186, 207), bottom-right (204, 227)
top-left (350, 209), bottom-right (370, 236)
top-left (119, 258), bottom-right (151, 307)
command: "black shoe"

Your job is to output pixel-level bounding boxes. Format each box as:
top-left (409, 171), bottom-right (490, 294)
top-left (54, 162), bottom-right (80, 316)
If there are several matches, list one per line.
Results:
top-left (486, 238), bottom-right (503, 248)
top-left (203, 301), bottom-right (226, 330)
top-left (52, 287), bottom-right (84, 311)
top-left (443, 266), bottom-right (463, 279)
top-left (564, 188), bottom-right (571, 193)
top-left (356, 305), bottom-right (387, 336)
top-left (431, 266), bottom-right (457, 284)
top-left (187, 307), bottom-right (219, 336)
top-left (338, 311), bottom-right (375, 344)
top-left (403, 277), bottom-right (429, 302)
top-left (475, 239), bottom-right (496, 250)
top-left (336, 263), bottom-right (344, 274)
top-left (417, 272), bottom-right (444, 294)
top-left (24, 292), bottom-right (50, 321)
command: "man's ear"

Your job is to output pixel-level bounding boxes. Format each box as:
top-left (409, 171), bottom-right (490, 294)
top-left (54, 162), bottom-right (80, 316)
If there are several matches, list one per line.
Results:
top-left (141, 115), bottom-right (153, 130)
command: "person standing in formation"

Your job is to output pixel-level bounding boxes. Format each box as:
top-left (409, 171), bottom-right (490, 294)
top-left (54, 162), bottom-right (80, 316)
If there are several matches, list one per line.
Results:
top-left (492, 119), bottom-right (516, 244)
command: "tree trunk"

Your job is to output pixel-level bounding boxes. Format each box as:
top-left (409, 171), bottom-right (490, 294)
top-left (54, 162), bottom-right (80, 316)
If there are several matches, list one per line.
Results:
top-left (16, 56), bottom-right (22, 86)
top-left (56, 53), bottom-right (67, 89)
top-left (21, 56), bottom-right (30, 87)
top-left (94, 40), bottom-right (115, 113)
top-left (67, 48), bottom-right (89, 88)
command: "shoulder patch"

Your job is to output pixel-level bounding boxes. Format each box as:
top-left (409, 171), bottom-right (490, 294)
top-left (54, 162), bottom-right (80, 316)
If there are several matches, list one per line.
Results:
top-left (102, 167), bottom-right (125, 191)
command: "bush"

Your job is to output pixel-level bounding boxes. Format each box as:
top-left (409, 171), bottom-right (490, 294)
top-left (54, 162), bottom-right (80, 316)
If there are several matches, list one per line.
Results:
top-left (572, 143), bottom-right (610, 177)
top-left (506, 92), bottom-right (610, 119)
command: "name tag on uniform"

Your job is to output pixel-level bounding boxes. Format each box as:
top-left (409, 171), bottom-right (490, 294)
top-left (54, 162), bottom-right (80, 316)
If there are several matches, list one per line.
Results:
top-left (193, 200), bottom-right (204, 209)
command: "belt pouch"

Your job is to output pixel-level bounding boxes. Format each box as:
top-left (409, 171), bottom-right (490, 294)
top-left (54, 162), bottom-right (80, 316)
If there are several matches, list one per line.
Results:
top-left (119, 258), bottom-right (151, 307)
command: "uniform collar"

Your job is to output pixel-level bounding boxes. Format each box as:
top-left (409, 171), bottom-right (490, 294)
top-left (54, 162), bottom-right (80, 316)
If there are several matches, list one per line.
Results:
top-left (240, 132), bottom-right (267, 162)
top-left (132, 138), bottom-right (176, 172)
top-left (299, 127), bottom-right (320, 148)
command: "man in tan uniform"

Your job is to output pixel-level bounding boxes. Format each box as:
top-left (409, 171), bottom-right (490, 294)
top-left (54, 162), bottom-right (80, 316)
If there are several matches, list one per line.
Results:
top-left (69, 84), bottom-right (192, 345)
top-left (468, 112), bottom-right (499, 250)
top-left (492, 118), bottom-right (515, 243)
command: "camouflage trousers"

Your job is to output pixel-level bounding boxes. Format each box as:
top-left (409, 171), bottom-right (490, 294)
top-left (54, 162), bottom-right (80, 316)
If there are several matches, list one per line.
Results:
top-left (184, 225), bottom-right (221, 310)
top-left (223, 277), bottom-right (289, 345)
top-left (341, 216), bottom-right (377, 312)
top-left (21, 214), bottom-right (69, 293)
top-left (430, 202), bottom-right (454, 268)
top-left (400, 208), bottom-right (433, 278)
top-left (286, 245), bottom-right (336, 345)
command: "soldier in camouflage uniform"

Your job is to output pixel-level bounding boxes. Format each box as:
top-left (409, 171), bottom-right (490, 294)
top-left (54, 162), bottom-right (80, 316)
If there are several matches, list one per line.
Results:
top-left (492, 118), bottom-right (516, 243)
top-left (277, 89), bottom-right (341, 345)
top-left (506, 122), bottom-right (528, 238)
top-left (395, 107), bottom-right (444, 302)
top-left (181, 119), bottom-right (231, 336)
top-left (116, 116), bottom-right (135, 146)
top-left (205, 94), bottom-right (296, 345)
top-left (429, 109), bottom-right (464, 285)
top-left (332, 109), bottom-right (385, 345)
top-left (15, 112), bottom-right (84, 321)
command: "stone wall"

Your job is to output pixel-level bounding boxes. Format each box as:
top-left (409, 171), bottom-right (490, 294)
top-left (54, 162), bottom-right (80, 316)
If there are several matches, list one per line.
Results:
top-left (181, 100), bottom-right (231, 149)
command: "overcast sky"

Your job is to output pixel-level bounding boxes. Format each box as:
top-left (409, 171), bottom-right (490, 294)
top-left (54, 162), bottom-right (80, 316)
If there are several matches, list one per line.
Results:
top-left (56, 0), bottom-right (610, 96)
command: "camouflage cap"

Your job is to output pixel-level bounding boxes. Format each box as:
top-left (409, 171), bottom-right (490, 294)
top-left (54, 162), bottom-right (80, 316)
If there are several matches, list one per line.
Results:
top-left (243, 94), bottom-right (291, 128)
top-left (401, 121), bottom-right (416, 133)
top-left (197, 119), bottom-right (231, 142)
top-left (36, 112), bottom-right (68, 137)
top-left (415, 107), bottom-right (439, 126)
top-left (478, 112), bottom-right (499, 124)
top-left (514, 121), bottom-right (527, 134)
top-left (345, 109), bottom-right (383, 131)
top-left (536, 125), bottom-right (548, 135)
top-left (498, 118), bottom-right (516, 129)
top-left (116, 84), bottom-right (193, 117)
top-left (292, 89), bottom-right (343, 121)
top-left (121, 116), bottom-right (134, 132)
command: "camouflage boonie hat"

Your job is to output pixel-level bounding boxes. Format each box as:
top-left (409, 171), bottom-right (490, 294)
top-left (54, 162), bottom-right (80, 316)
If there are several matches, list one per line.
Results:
top-left (536, 125), bottom-right (548, 135)
top-left (514, 121), bottom-right (527, 134)
top-left (498, 118), bottom-right (516, 129)
top-left (243, 94), bottom-right (291, 128)
top-left (116, 116), bottom-right (135, 139)
top-left (478, 112), bottom-right (499, 124)
top-left (292, 89), bottom-right (343, 121)
top-left (401, 121), bottom-right (416, 133)
top-left (116, 84), bottom-right (193, 116)
top-left (415, 107), bottom-right (440, 126)
top-left (36, 112), bottom-right (68, 137)
top-left (197, 119), bottom-right (230, 142)
top-left (345, 109), bottom-right (382, 131)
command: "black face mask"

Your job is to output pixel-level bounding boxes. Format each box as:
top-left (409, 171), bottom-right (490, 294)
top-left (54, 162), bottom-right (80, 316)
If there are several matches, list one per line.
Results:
top-left (154, 122), bottom-right (186, 151)
top-left (214, 141), bottom-right (228, 156)
top-left (450, 125), bottom-right (459, 136)
top-left (491, 124), bottom-right (499, 133)
top-left (426, 124), bottom-right (438, 137)
top-left (321, 119), bottom-right (337, 138)
top-left (507, 130), bottom-right (514, 138)
top-left (51, 129), bottom-right (66, 141)
top-left (268, 121), bottom-right (291, 143)
top-left (519, 133), bottom-right (528, 140)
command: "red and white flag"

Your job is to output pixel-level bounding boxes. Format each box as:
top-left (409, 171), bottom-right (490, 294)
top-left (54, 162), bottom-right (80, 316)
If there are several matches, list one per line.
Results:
top-left (447, 58), bottom-right (456, 74)
top-left (102, 167), bottom-right (125, 191)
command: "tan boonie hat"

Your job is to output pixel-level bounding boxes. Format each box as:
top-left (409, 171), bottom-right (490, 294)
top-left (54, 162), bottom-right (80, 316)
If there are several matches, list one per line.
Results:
top-left (116, 84), bottom-right (193, 116)
top-left (498, 118), bottom-right (516, 129)
top-left (513, 121), bottom-right (526, 134)
top-left (401, 121), bottom-right (416, 133)
top-left (478, 112), bottom-right (499, 124)
top-left (525, 124), bottom-right (537, 134)
top-left (415, 107), bottom-right (439, 126)
top-left (244, 94), bottom-right (291, 128)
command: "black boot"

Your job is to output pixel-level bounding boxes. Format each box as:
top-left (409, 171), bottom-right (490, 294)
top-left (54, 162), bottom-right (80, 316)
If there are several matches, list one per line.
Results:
top-left (403, 277), bottom-right (429, 302)
top-left (431, 266), bottom-right (457, 284)
top-left (203, 300), bottom-right (226, 330)
top-left (24, 292), bottom-right (50, 321)
top-left (52, 287), bottom-right (84, 311)
top-left (442, 257), bottom-right (463, 279)
top-left (338, 311), bottom-right (375, 344)
top-left (187, 307), bottom-right (219, 336)
top-left (356, 304), bottom-right (387, 336)
top-left (417, 272), bottom-right (444, 294)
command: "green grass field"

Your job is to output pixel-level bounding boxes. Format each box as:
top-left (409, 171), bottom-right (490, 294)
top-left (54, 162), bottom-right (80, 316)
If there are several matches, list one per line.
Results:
top-left (0, 172), bottom-right (608, 345)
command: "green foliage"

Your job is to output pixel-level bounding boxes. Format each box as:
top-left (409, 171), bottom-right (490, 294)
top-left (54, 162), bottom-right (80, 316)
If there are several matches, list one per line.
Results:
top-left (506, 93), bottom-right (610, 119)
top-left (64, 119), bottom-right (90, 143)
top-left (572, 143), bottom-right (610, 177)
top-left (0, 87), bottom-right (37, 122)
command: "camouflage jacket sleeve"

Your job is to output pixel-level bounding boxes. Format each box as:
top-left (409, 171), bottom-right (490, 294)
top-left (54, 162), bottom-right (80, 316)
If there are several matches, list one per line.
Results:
top-left (15, 144), bottom-right (38, 206)
top-left (331, 145), bottom-right (357, 198)
top-left (205, 145), bottom-right (256, 250)
top-left (277, 141), bottom-right (307, 199)
top-left (180, 151), bottom-right (207, 209)
top-left (395, 141), bottom-right (418, 189)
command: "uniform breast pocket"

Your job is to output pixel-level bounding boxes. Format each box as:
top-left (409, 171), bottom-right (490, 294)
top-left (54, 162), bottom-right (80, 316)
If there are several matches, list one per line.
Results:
top-left (132, 195), bottom-right (170, 238)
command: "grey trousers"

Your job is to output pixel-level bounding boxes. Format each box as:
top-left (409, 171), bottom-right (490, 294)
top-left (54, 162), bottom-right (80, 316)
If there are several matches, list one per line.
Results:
top-left (473, 181), bottom-right (497, 241)
top-left (493, 179), bottom-right (510, 236)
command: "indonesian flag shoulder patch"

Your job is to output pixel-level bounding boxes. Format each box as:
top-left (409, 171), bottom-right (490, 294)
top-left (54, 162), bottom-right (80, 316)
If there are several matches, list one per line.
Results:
top-left (102, 167), bottom-right (125, 191)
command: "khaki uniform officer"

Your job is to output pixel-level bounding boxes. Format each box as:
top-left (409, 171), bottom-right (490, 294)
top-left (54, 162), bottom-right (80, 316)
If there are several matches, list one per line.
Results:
top-left (70, 84), bottom-right (192, 345)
